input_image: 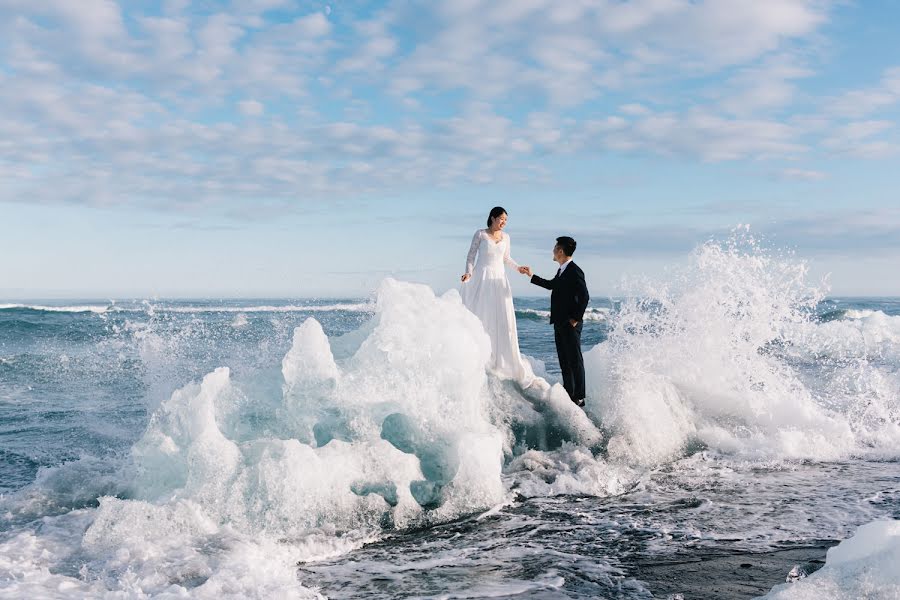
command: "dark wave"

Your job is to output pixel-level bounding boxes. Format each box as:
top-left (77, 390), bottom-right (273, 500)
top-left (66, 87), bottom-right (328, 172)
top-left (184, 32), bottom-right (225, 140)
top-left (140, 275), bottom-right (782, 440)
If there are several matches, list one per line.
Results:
top-left (514, 309), bottom-right (549, 321)
top-left (818, 309), bottom-right (847, 323)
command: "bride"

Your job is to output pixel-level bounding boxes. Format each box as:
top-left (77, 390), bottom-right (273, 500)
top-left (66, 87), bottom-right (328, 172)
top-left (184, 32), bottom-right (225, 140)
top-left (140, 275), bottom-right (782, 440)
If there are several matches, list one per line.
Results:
top-left (460, 207), bottom-right (535, 386)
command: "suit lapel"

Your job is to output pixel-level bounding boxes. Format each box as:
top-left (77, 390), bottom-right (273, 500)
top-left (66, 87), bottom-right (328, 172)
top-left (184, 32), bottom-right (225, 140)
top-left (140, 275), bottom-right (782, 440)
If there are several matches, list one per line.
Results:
top-left (558, 262), bottom-right (575, 281)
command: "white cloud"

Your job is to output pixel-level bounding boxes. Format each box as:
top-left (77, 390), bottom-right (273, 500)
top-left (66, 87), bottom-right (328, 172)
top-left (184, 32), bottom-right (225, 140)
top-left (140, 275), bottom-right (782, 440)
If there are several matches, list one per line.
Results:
top-left (5, 0), bottom-right (898, 214)
top-left (40, 0), bottom-right (128, 39)
top-left (139, 16), bottom-right (193, 64)
top-left (336, 16), bottom-right (397, 73)
top-left (235, 0), bottom-right (295, 15)
top-left (619, 103), bottom-right (652, 116)
top-left (290, 12), bottom-right (332, 37)
top-left (836, 120), bottom-right (894, 140)
top-left (238, 100), bottom-right (265, 116)
top-left (0, 0), bottom-right (139, 73)
top-left (720, 55), bottom-right (813, 115)
top-left (361, 0), bottom-right (832, 106)
top-left (776, 168), bottom-right (827, 181)
top-left (630, 0), bottom-right (828, 66)
top-left (826, 66), bottom-right (900, 118)
top-left (822, 120), bottom-right (897, 158)
top-left (584, 109), bottom-right (804, 161)
top-left (196, 14), bottom-right (243, 73)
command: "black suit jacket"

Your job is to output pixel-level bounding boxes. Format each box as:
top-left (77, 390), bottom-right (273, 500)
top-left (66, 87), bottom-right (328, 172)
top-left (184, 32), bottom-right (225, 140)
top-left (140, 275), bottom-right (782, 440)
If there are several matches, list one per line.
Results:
top-left (530, 262), bottom-right (589, 325)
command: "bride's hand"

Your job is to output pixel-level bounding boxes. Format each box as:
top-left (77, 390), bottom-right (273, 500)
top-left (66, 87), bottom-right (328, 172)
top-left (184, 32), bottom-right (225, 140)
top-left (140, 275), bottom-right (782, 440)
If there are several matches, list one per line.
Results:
top-left (461, 274), bottom-right (471, 283)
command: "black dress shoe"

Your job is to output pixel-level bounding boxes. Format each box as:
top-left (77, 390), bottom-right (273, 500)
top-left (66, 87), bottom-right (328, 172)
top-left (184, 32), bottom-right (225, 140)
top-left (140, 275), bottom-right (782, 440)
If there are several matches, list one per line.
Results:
top-left (573, 398), bottom-right (585, 407)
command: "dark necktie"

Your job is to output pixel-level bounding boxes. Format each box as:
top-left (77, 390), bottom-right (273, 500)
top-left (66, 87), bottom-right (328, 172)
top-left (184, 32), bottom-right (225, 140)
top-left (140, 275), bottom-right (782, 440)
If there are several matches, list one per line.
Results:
top-left (555, 267), bottom-right (561, 278)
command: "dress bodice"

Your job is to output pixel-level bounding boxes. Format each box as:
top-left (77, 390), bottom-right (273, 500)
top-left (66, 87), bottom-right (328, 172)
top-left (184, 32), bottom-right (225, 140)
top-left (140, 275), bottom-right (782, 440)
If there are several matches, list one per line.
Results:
top-left (477, 235), bottom-right (507, 269)
top-left (465, 230), bottom-right (519, 275)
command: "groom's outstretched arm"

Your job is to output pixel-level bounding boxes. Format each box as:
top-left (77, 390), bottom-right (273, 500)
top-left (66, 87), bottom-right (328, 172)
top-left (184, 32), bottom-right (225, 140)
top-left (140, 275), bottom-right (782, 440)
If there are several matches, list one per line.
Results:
top-left (530, 273), bottom-right (554, 290)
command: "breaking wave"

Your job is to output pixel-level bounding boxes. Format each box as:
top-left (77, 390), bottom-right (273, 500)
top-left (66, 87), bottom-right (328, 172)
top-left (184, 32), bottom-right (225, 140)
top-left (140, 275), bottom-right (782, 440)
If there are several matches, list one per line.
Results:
top-left (2, 234), bottom-right (898, 597)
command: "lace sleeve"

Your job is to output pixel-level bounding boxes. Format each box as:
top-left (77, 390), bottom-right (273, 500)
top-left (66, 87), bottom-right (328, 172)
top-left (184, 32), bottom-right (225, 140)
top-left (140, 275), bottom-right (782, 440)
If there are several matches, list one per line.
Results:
top-left (465, 230), bottom-right (481, 275)
top-left (503, 233), bottom-right (519, 269)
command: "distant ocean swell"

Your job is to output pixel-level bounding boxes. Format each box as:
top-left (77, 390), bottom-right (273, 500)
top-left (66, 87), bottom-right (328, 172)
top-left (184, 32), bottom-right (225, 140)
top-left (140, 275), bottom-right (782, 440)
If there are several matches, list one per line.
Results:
top-left (0, 302), bottom-right (375, 315)
top-left (515, 306), bottom-right (610, 322)
top-left (0, 303), bottom-right (609, 320)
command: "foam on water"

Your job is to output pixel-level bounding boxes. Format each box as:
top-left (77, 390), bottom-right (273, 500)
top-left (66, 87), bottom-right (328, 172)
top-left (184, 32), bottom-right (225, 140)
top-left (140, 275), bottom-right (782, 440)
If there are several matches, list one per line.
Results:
top-left (794, 308), bottom-right (900, 361)
top-left (584, 235), bottom-right (900, 465)
top-left (0, 302), bottom-right (373, 316)
top-left (2, 236), bottom-right (899, 597)
top-left (0, 279), bottom-right (613, 597)
top-left (0, 508), bottom-right (332, 599)
top-left (0, 303), bottom-right (113, 314)
top-left (156, 303), bottom-right (374, 314)
top-left (516, 307), bottom-right (609, 322)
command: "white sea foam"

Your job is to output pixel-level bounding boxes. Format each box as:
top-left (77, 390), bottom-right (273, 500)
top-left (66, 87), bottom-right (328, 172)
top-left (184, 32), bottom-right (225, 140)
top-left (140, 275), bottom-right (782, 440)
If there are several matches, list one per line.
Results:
top-left (842, 308), bottom-right (879, 319)
top-left (778, 309), bottom-right (900, 456)
top-left (763, 519), bottom-right (900, 599)
top-left (0, 508), bottom-right (328, 599)
top-left (507, 443), bottom-right (635, 497)
top-left (4, 279), bottom-right (576, 597)
top-left (517, 306), bottom-right (609, 321)
top-left (157, 302), bottom-right (373, 313)
top-left (794, 309), bottom-right (900, 361)
top-left (584, 237), bottom-right (900, 465)
top-left (0, 303), bottom-right (112, 313)
top-left (2, 251), bottom-right (898, 597)
top-left (0, 302), bottom-right (373, 315)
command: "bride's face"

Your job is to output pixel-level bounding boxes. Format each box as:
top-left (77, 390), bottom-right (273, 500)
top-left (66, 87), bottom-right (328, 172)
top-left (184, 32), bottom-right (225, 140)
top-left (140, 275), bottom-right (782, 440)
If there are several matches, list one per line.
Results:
top-left (492, 213), bottom-right (507, 230)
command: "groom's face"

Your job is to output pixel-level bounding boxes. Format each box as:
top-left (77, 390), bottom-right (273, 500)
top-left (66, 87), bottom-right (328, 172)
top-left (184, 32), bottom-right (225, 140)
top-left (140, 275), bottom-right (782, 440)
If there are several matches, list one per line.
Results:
top-left (553, 244), bottom-right (564, 262)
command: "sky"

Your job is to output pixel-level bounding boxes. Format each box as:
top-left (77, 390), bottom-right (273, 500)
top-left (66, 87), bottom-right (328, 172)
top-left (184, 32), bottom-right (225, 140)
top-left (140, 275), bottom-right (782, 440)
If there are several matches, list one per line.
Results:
top-left (1, 0), bottom-right (899, 299)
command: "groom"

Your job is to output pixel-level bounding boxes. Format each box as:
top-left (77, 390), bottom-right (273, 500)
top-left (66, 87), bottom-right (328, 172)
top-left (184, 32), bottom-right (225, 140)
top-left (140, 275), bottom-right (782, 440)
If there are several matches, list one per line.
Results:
top-left (523, 237), bottom-right (589, 407)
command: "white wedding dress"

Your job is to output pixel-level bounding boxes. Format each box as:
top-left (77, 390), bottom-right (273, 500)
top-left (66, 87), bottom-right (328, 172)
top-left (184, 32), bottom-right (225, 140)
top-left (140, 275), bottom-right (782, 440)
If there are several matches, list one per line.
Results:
top-left (460, 230), bottom-right (535, 386)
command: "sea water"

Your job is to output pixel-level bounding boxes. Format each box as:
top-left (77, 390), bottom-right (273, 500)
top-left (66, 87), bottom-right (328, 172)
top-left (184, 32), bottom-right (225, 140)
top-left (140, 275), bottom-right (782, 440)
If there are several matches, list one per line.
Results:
top-left (1, 238), bottom-right (899, 598)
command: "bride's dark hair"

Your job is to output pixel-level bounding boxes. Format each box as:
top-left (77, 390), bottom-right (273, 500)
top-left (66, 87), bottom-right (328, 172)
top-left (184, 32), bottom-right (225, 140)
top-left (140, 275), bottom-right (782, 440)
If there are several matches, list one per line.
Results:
top-left (487, 206), bottom-right (507, 227)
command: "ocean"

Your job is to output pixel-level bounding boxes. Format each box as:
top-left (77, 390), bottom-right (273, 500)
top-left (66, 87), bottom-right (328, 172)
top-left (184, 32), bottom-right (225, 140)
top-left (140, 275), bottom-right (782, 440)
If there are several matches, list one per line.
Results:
top-left (1, 240), bottom-right (899, 599)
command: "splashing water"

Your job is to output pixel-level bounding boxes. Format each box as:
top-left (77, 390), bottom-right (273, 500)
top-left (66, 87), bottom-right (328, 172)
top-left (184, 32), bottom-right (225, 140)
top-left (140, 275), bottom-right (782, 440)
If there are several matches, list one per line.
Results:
top-left (1, 235), bottom-right (898, 598)
top-left (586, 235), bottom-right (900, 465)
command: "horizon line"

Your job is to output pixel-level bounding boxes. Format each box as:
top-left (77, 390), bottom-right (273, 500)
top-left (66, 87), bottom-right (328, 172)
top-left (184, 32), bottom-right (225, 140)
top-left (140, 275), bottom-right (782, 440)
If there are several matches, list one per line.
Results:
top-left (3, 295), bottom-right (899, 302)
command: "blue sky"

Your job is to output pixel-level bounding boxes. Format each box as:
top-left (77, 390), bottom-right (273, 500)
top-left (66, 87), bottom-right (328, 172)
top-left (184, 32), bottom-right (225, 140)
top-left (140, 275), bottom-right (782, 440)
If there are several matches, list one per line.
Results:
top-left (1, 0), bottom-right (899, 298)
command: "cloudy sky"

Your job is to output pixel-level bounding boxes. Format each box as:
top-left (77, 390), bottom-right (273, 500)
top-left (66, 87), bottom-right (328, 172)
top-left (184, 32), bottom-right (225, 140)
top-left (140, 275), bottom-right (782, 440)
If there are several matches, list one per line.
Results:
top-left (1, 0), bottom-right (899, 298)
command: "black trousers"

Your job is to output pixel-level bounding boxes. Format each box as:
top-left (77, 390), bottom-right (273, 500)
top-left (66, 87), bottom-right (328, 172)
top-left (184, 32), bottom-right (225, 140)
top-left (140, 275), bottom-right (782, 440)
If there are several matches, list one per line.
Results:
top-left (554, 321), bottom-right (585, 402)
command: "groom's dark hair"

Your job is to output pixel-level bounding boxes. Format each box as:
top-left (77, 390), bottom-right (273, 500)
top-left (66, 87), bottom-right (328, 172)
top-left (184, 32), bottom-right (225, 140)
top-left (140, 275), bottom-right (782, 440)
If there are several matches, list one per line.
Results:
top-left (556, 236), bottom-right (577, 257)
top-left (487, 206), bottom-right (507, 227)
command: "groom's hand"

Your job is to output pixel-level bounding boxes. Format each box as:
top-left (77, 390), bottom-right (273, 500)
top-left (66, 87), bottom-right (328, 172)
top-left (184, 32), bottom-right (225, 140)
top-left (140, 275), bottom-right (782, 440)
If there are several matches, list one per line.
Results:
top-left (519, 266), bottom-right (532, 276)
top-left (569, 319), bottom-right (579, 327)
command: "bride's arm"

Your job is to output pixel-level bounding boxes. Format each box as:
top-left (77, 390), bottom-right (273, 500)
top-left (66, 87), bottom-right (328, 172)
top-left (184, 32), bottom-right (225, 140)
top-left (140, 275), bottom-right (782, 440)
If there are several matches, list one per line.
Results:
top-left (464, 231), bottom-right (480, 277)
top-left (503, 233), bottom-right (520, 269)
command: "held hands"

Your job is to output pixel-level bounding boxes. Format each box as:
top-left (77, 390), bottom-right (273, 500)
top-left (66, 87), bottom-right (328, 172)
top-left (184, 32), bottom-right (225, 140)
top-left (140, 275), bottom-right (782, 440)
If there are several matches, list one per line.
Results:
top-left (466, 267), bottom-right (530, 280)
